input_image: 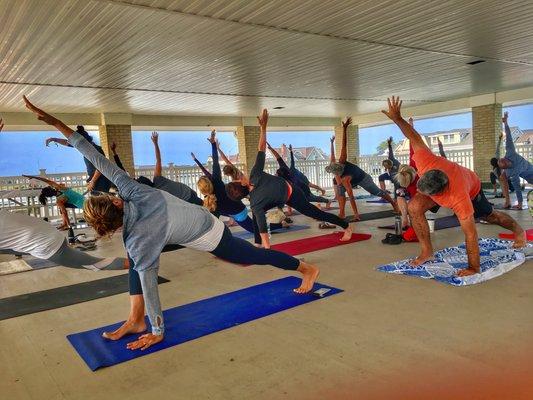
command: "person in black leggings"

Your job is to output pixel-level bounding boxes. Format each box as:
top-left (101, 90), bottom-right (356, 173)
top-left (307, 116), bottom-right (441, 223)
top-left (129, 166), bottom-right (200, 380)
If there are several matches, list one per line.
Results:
top-left (268, 143), bottom-right (330, 206)
top-left (192, 131), bottom-right (288, 243)
top-left (226, 109), bottom-right (353, 249)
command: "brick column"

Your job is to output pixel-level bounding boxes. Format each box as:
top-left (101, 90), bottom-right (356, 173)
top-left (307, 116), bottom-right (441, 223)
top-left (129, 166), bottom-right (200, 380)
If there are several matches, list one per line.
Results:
top-left (99, 114), bottom-right (135, 176)
top-left (472, 104), bottom-right (502, 183)
top-left (235, 125), bottom-right (261, 175)
top-left (334, 124), bottom-right (359, 163)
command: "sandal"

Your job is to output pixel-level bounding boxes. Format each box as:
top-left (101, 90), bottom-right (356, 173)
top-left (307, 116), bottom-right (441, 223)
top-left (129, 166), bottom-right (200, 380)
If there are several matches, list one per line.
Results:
top-left (318, 222), bottom-right (336, 229)
top-left (381, 233), bottom-right (403, 245)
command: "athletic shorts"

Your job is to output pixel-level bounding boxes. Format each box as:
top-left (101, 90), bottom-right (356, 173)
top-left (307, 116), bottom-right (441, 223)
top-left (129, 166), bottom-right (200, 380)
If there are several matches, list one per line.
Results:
top-left (472, 189), bottom-right (494, 219)
top-left (378, 172), bottom-right (391, 182)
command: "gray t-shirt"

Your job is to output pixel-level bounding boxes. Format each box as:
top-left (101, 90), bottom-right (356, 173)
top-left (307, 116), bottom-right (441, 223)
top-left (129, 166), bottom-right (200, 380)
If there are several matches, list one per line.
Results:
top-left (153, 175), bottom-right (196, 202)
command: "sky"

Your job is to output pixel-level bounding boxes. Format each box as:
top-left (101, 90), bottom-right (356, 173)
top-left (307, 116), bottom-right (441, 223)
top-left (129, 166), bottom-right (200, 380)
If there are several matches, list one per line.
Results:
top-left (0, 103), bottom-right (531, 176)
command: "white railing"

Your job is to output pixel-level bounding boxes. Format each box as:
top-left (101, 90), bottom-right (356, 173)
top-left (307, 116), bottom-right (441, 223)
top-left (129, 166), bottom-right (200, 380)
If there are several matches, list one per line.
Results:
top-left (1, 144), bottom-right (531, 217)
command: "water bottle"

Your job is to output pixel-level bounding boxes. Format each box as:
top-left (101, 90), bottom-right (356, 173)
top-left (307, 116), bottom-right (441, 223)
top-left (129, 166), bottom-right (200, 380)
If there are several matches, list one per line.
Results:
top-left (67, 227), bottom-right (76, 244)
top-left (427, 214), bottom-right (436, 233)
top-left (394, 215), bottom-right (402, 236)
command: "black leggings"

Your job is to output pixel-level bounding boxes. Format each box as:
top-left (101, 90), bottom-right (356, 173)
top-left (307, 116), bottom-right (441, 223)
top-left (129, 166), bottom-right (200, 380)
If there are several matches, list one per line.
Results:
top-left (287, 186), bottom-right (349, 229)
top-left (129, 227), bottom-right (299, 295)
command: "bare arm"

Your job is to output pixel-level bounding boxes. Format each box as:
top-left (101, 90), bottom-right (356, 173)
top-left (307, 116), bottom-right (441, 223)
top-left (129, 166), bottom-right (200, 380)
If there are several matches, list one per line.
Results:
top-left (495, 133), bottom-right (502, 159)
top-left (257, 109), bottom-right (268, 152)
top-left (217, 143), bottom-right (233, 166)
top-left (458, 216), bottom-right (480, 276)
top-left (329, 136), bottom-right (336, 163)
top-left (339, 117), bottom-right (352, 164)
top-left (22, 174), bottom-right (63, 190)
top-left (191, 152), bottom-right (212, 179)
top-left (46, 137), bottom-right (71, 147)
top-left (382, 96), bottom-right (428, 151)
top-left (151, 132), bottom-right (162, 177)
top-left (499, 171), bottom-right (511, 207)
top-left (437, 138), bottom-right (447, 159)
top-left (267, 142), bottom-right (289, 169)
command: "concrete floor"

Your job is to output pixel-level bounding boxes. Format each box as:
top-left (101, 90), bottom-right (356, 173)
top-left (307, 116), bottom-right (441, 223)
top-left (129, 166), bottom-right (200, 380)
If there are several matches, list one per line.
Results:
top-left (1, 195), bottom-right (532, 400)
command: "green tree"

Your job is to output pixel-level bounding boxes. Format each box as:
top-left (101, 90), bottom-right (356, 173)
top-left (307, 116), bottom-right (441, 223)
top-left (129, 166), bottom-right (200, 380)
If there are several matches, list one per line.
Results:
top-left (376, 139), bottom-right (395, 155)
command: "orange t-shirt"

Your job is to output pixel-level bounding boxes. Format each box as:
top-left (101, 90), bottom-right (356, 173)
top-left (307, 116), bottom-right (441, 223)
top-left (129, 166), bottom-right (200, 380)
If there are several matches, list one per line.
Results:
top-left (412, 147), bottom-right (481, 220)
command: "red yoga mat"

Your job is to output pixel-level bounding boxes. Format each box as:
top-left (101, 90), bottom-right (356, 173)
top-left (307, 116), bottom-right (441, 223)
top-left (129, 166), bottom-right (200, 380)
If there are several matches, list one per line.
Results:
top-left (498, 228), bottom-right (533, 241)
top-left (270, 232), bottom-right (372, 256)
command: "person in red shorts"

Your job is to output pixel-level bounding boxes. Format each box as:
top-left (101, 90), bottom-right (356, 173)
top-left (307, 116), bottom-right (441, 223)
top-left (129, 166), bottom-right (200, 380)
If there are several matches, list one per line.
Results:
top-left (382, 96), bottom-right (526, 277)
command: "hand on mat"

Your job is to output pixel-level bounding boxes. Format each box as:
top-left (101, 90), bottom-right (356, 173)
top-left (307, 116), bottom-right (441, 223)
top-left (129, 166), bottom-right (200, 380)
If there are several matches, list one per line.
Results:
top-left (457, 267), bottom-right (477, 277)
top-left (127, 333), bottom-right (164, 351)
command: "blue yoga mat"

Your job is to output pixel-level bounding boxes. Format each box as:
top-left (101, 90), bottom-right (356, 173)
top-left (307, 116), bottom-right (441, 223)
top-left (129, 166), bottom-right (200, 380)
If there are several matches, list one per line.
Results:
top-left (67, 276), bottom-right (343, 371)
top-left (232, 224), bottom-right (310, 240)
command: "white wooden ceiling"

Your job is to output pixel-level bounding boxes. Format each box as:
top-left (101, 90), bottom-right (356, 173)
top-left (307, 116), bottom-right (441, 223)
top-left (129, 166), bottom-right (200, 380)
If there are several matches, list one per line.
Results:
top-left (0, 0), bottom-right (532, 117)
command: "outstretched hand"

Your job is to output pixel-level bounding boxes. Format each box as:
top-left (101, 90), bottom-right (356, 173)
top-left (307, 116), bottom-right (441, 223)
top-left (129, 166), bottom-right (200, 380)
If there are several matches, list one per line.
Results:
top-left (408, 117), bottom-right (414, 127)
top-left (190, 152), bottom-right (196, 160)
top-left (111, 142), bottom-right (117, 152)
top-left (330, 136), bottom-right (335, 144)
top-left (266, 141), bottom-right (273, 150)
top-left (502, 111), bottom-right (509, 125)
top-left (207, 129), bottom-right (216, 144)
top-left (387, 136), bottom-right (393, 145)
top-left (0, 118), bottom-right (3, 133)
top-left (257, 109), bottom-right (269, 128)
top-left (151, 131), bottom-right (159, 144)
top-left (23, 96), bottom-right (59, 125)
top-left (437, 137), bottom-right (443, 146)
top-left (288, 144), bottom-right (293, 152)
top-left (342, 117), bottom-right (352, 130)
top-left (381, 96), bottom-right (403, 122)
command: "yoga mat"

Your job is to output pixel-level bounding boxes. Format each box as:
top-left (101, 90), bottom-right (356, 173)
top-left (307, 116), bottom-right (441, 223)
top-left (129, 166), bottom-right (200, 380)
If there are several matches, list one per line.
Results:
top-left (345, 210), bottom-right (397, 223)
top-left (378, 215), bottom-right (475, 231)
top-left (232, 224), bottom-right (310, 240)
top-left (67, 277), bottom-right (343, 371)
top-left (493, 204), bottom-right (529, 210)
top-left (366, 198), bottom-right (388, 204)
top-left (0, 259), bottom-right (33, 275)
top-left (0, 274), bottom-right (170, 321)
top-left (271, 232), bottom-right (371, 256)
top-left (377, 238), bottom-right (531, 286)
top-left (499, 228), bottom-right (533, 241)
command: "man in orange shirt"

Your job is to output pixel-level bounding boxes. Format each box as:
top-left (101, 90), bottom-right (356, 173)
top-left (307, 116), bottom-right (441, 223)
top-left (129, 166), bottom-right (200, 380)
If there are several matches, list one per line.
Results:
top-left (382, 96), bottom-right (525, 277)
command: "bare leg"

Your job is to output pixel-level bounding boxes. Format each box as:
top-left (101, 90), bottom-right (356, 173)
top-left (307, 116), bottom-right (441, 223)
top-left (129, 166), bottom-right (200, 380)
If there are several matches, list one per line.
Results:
top-left (381, 192), bottom-right (399, 213)
top-left (294, 261), bottom-right (320, 294)
top-left (102, 295), bottom-right (147, 340)
top-left (338, 195), bottom-right (347, 219)
top-left (408, 194), bottom-right (438, 265)
top-left (397, 197), bottom-right (409, 228)
top-left (379, 180), bottom-right (386, 191)
top-left (57, 200), bottom-right (70, 229)
top-left (485, 210), bottom-right (526, 248)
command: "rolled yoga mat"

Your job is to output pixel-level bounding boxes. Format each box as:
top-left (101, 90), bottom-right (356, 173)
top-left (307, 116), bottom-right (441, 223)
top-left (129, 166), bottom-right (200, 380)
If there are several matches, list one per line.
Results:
top-left (377, 238), bottom-right (530, 286)
top-left (67, 276), bottom-right (343, 371)
top-left (0, 274), bottom-right (170, 321)
top-left (231, 224), bottom-right (310, 240)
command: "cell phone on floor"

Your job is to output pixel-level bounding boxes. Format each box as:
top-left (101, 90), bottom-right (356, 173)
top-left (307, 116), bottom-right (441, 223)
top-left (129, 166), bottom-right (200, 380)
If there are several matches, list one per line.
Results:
top-left (313, 288), bottom-right (331, 298)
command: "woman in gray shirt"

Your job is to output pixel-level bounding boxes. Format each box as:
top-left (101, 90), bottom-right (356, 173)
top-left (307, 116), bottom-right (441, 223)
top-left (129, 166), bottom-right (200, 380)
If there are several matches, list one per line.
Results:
top-left (24, 96), bottom-right (320, 351)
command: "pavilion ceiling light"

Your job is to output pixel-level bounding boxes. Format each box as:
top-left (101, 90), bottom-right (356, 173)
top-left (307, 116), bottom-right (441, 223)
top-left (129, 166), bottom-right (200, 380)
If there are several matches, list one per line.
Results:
top-left (273, 106), bottom-right (285, 109)
top-left (466, 60), bottom-right (486, 65)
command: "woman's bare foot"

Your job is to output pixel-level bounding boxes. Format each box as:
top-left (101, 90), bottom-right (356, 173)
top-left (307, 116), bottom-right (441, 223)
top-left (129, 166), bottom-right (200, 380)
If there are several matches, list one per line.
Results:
top-left (102, 319), bottom-right (146, 341)
top-left (409, 253), bottom-right (435, 266)
top-left (340, 226), bottom-right (353, 241)
top-left (324, 201), bottom-right (332, 210)
top-left (294, 262), bottom-right (320, 293)
top-left (457, 267), bottom-right (478, 277)
top-left (281, 220), bottom-right (291, 228)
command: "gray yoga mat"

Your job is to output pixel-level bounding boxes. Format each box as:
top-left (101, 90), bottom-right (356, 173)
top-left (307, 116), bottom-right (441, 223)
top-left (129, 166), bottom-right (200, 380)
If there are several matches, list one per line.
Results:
top-left (0, 274), bottom-right (170, 321)
top-left (345, 210), bottom-right (397, 222)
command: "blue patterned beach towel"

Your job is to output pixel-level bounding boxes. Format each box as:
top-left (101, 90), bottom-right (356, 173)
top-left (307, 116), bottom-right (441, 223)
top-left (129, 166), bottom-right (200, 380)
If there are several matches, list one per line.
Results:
top-left (377, 238), bottom-right (531, 286)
